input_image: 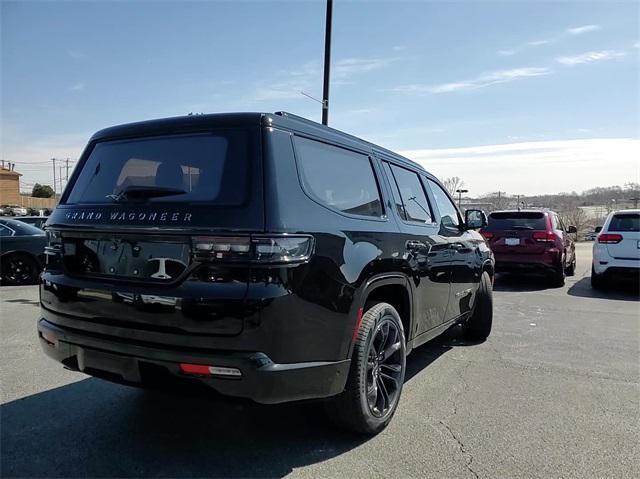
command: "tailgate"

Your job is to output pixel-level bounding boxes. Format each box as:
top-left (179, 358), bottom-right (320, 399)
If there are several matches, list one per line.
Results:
top-left (491, 230), bottom-right (547, 255)
top-left (42, 227), bottom-right (253, 336)
top-left (606, 213), bottom-right (640, 260)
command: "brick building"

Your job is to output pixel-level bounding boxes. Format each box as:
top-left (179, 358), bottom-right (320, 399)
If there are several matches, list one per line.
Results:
top-left (0, 166), bottom-right (22, 205)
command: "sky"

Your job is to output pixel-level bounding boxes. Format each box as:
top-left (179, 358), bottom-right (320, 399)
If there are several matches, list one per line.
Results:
top-left (1, 0), bottom-right (639, 196)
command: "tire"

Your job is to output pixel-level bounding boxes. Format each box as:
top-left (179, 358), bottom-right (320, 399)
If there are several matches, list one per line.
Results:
top-left (465, 271), bottom-right (493, 341)
top-left (591, 265), bottom-right (605, 290)
top-left (325, 302), bottom-right (406, 435)
top-left (566, 255), bottom-right (576, 276)
top-left (551, 257), bottom-right (566, 287)
top-left (1, 253), bottom-right (40, 286)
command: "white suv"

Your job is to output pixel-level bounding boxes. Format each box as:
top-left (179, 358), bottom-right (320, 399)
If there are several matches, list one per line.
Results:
top-left (592, 209), bottom-right (640, 288)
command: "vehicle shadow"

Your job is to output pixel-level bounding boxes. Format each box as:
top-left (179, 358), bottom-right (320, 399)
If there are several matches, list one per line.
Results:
top-left (1, 337), bottom-right (457, 478)
top-left (1, 378), bottom-right (364, 478)
top-left (567, 277), bottom-right (639, 301)
top-left (492, 273), bottom-right (556, 292)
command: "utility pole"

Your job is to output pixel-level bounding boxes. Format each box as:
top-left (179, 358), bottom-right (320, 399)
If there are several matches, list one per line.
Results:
top-left (59, 165), bottom-right (65, 193)
top-left (65, 158), bottom-right (70, 183)
top-left (456, 188), bottom-right (468, 209)
top-left (52, 158), bottom-right (57, 197)
top-left (321, 0), bottom-right (333, 126)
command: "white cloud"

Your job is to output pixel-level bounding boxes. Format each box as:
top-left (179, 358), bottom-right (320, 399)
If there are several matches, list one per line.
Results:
top-left (67, 50), bottom-right (86, 59)
top-left (333, 57), bottom-right (394, 80)
top-left (394, 67), bottom-right (551, 95)
top-left (556, 50), bottom-right (626, 66)
top-left (567, 25), bottom-right (601, 35)
top-left (528, 39), bottom-right (552, 46)
top-left (400, 138), bottom-right (640, 195)
top-left (248, 56), bottom-right (394, 104)
top-left (70, 82), bottom-right (85, 91)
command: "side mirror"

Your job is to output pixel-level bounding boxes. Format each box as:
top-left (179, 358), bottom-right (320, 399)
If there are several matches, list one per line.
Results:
top-left (465, 209), bottom-right (487, 230)
top-left (567, 225), bottom-right (577, 234)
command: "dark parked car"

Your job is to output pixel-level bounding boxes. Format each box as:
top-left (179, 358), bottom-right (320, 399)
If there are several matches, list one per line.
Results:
top-left (15, 215), bottom-right (49, 230)
top-left (38, 112), bottom-right (494, 434)
top-left (0, 218), bottom-right (47, 285)
top-left (481, 209), bottom-right (576, 286)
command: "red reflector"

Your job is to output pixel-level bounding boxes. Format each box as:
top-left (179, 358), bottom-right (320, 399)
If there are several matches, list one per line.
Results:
top-left (39, 330), bottom-right (57, 346)
top-left (597, 233), bottom-right (623, 244)
top-left (532, 231), bottom-right (557, 242)
top-left (179, 363), bottom-right (212, 376)
top-left (352, 307), bottom-right (364, 342)
top-left (481, 231), bottom-right (494, 240)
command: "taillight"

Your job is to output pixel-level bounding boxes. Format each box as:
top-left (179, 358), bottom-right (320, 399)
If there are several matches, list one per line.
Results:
top-left (481, 231), bottom-right (494, 240)
top-left (192, 235), bottom-right (314, 264)
top-left (532, 231), bottom-right (557, 243)
top-left (192, 236), bottom-right (251, 261)
top-left (44, 229), bottom-right (63, 269)
top-left (597, 233), bottom-right (623, 244)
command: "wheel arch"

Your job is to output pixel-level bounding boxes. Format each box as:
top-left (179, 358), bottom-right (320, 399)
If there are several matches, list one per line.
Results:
top-left (359, 274), bottom-right (413, 347)
top-left (1, 249), bottom-right (41, 263)
top-left (481, 259), bottom-right (494, 280)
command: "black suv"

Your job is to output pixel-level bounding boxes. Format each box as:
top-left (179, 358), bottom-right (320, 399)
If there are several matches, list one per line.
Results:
top-left (39, 112), bottom-right (494, 434)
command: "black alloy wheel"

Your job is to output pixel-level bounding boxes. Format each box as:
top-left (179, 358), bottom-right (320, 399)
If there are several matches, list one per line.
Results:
top-left (366, 319), bottom-right (404, 418)
top-left (325, 302), bottom-right (406, 435)
top-left (1, 253), bottom-right (39, 285)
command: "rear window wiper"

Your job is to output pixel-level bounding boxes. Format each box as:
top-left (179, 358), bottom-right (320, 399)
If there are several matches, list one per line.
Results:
top-left (106, 186), bottom-right (187, 202)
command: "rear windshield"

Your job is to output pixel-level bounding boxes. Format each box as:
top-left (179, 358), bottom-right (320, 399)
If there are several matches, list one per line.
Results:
top-left (486, 212), bottom-right (546, 231)
top-left (66, 131), bottom-right (249, 205)
top-left (609, 213), bottom-right (640, 232)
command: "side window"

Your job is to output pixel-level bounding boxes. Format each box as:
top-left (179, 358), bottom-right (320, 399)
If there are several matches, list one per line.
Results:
top-left (294, 136), bottom-right (383, 218)
top-left (426, 179), bottom-right (460, 229)
top-left (551, 214), bottom-right (559, 230)
top-left (388, 164), bottom-right (433, 224)
top-left (0, 225), bottom-right (13, 237)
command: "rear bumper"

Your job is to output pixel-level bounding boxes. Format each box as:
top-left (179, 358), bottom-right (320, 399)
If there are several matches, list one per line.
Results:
top-left (593, 246), bottom-right (640, 276)
top-left (593, 265), bottom-right (640, 280)
top-left (38, 318), bottom-right (350, 404)
top-left (494, 251), bottom-right (560, 273)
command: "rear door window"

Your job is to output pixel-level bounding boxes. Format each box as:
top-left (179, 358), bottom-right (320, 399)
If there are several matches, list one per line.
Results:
top-left (66, 131), bottom-right (249, 205)
top-left (387, 164), bottom-right (433, 224)
top-left (293, 136), bottom-right (383, 218)
top-left (609, 213), bottom-right (640, 232)
top-left (486, 212), bottom-right (546, 231)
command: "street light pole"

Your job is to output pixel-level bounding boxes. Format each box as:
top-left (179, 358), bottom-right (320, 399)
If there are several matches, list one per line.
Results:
top-left (321, 0), bottom-right (333, 126)
top-left (456, 188), bottom-right (468, 209)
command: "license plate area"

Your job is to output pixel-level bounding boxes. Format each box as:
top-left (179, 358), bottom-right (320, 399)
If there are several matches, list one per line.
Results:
top-left (505, 238), bottom-right (520, 246)
top-left (62, 233), bottom-right (191, 281)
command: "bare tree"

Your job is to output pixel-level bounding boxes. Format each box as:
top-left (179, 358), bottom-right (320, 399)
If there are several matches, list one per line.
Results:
top-left (560, 207), bottom-right (588, 238)
top-left (442, 177), bottom-right (464, 196)
top-left (480, 192), bottom-right (510, 212)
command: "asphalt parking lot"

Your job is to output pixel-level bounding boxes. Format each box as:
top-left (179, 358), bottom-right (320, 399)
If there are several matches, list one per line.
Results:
top-left (1, 242), bottom-right (638, 478)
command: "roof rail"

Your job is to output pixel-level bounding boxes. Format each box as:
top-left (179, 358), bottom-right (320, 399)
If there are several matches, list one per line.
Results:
top-left (273, 111), bottom-right (320, 126)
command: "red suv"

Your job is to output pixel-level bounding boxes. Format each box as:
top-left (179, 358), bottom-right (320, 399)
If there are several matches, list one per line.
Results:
top-left (480, 210), bottom-right (576, 286)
